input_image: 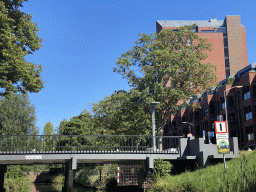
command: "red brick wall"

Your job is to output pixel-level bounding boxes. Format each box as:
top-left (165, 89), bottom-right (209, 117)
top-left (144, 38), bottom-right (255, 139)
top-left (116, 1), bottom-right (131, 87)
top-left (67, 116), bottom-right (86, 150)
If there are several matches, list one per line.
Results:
top-left (225, 16), bottom-right (245, 76)
top-left (241, 26), bottom-right (249, 68)
top-left (197, 33), bottom-right (226, 82)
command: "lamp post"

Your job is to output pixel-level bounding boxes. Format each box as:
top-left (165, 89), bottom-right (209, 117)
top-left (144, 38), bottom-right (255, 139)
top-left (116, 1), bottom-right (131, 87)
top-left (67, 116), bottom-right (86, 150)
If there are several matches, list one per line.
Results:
top-left (149, 102), bottom-right (160, 153)
top-left (223, 85), bottom-right (243, 173)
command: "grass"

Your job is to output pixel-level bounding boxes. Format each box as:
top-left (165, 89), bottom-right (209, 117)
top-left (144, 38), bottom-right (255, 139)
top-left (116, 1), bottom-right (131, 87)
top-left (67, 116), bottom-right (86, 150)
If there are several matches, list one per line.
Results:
top-left (148, 150), bottom-right (256, 192)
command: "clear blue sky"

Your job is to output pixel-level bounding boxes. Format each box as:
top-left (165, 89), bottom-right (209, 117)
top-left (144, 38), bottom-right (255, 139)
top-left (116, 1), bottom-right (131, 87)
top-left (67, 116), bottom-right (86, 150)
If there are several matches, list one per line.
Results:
top-left (19, 0), bottom-right (256, 134)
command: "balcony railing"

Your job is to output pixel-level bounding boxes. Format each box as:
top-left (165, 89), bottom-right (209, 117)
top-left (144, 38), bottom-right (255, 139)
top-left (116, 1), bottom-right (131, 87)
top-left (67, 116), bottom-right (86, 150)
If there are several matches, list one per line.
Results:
top-left (0, 135), bottom-right (182, 154)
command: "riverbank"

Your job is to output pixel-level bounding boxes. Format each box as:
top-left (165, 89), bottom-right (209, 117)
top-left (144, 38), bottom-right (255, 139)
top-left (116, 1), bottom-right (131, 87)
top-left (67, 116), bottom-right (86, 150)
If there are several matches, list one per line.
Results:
top-left (149, 150), bottom-right (256, 192)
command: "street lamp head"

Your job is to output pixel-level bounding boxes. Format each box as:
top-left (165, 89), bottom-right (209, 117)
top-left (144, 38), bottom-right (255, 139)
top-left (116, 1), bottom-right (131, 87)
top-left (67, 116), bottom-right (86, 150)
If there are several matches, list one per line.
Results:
top-left (150, 102), bottom-right (160, 105)
top-left (149, 102), bottom-right (160, 108)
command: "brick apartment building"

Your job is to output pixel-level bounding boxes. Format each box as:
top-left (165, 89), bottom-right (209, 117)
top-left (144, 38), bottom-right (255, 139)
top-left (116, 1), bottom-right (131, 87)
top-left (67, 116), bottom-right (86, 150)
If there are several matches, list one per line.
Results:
top-left (157, 16), bottom-right (254, 149)
top-left (156, 15), bottom-right (248, 82)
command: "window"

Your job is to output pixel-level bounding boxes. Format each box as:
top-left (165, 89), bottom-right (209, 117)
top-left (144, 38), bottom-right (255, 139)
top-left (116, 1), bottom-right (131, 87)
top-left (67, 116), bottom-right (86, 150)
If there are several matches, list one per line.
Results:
top-left (246, 126), bottom-right (254, 141)
top-left (195, 110), bottom-right (200, 120)
top-left (210, 102), bottom-right (215, 114)
top-left (172, 121), bottom-right (177, 130)
top-left (225, 59), bottom-right (230, 68)
top-left (252, 85), bottom-right (256, 97)
top-left (229, 113), bottom-right (236, 126)
top-left (223, 38), bottom-right (228, 46)
top-left (211, 120), bottom-right (215, 130)
top-left (244, 105), bottom-right (252, 121)
top-left (228, 96), bottom-right (234, 106)
top-left (203, 104), bottom-right (208, 116)
top-left (190, 111), bottom-right (193, 121)
top-left (221, 99), bottom-right (225, 110)
top-left (226, 68), bottom-right (230, 78)
top-left (243, 86), bottom-right (250, 101)
top-left (224, 49), bottom-right (229, 57)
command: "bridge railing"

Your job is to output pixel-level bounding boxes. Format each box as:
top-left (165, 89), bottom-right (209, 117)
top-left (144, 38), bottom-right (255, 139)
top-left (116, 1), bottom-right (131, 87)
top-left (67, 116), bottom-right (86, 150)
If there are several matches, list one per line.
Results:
top-left (0, 135), bottom-right (182, 154)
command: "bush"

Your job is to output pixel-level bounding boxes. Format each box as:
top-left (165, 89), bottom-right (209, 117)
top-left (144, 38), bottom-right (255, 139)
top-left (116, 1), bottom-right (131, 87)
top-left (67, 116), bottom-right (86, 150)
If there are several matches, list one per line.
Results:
top-left (153, 158), bottom-right (172, 177)
top-left (4, 165), bottom-right (32, 192)
top-left (52, 174), bottom-right (65, 184)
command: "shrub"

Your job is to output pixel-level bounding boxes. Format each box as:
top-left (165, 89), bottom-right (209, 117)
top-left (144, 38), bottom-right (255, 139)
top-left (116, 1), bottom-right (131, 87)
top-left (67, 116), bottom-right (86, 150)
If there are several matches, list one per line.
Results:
top-left (153, 158), bottom-right (172, 177)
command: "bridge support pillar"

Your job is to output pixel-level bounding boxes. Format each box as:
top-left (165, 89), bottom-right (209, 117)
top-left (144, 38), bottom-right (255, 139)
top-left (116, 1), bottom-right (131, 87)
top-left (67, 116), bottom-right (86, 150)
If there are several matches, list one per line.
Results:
top-left (0, 165), bottom-right (7, 192)
top-left (62, 161), bottom-right (73, 192)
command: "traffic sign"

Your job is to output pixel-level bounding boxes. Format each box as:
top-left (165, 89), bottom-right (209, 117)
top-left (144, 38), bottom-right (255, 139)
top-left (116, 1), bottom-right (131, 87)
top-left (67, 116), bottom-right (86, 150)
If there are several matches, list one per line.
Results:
top-left (187, 133), bottom-right (193, 138)
top-left (214, 121), bottom-right (228, 134)
top-left (214, 121), bottom-right (230, 154)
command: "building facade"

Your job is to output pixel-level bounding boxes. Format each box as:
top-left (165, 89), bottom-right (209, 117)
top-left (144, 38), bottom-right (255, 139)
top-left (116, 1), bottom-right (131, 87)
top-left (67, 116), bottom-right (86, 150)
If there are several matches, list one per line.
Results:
top-left (157, 16), bottom-right (253, 149)
top-left (164, 63), bottom-right (256, 149)
top-left (156, 15), bottom-right (248, 82)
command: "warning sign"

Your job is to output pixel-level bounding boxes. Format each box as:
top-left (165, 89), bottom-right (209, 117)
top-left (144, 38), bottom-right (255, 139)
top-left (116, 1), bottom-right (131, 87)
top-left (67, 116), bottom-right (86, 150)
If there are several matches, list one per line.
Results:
top-left (214, 121), bottom-right (230, 154)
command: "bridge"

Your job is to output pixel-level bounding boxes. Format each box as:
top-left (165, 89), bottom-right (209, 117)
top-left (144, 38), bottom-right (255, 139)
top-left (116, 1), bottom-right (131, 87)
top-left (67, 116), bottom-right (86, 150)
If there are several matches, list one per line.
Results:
top-left (0, 135), bottom-right (239, 191)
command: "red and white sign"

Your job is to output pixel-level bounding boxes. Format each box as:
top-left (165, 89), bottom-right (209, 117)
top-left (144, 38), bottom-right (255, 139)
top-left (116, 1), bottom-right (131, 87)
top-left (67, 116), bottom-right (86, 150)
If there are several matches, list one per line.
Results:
top-left (214, 121), bottom-right (230, 154)
top-left (187, 133), bottom-right (193, 138)
top-left (214, 121), bottom-right (228, 134)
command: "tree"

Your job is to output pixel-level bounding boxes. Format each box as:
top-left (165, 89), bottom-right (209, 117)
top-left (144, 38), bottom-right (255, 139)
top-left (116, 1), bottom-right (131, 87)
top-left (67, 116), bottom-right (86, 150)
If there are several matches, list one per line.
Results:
top-left (0, 0), bottom-right (44, 99)
top-left (55, 110), bottom-right (94, 151)
top-left (43, 121), bottom-right (54, 135)
top-left (0, 92), bottom-right (38, 135)
top-left (114, 24), bottom-right (218, 134)
top-left (43, 121), bottom-right (54, 150)
top-left (56, 118), bottom-right (68, 135)
top-left (92, 90), bottom-right (151, 135)
top-left (61, 109), bottom-right (94, 135)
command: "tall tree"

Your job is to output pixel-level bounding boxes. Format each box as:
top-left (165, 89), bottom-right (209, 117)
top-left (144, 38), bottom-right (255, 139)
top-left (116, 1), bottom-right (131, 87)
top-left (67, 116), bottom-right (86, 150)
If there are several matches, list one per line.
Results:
top-left (92, 90), bottom-right (151, 135)
top-left (43, 121), bottom-right (54, 150)
top-left (0, 92), bottom-right (38, 135)
top-left (61, 109), bottom-right (94, 135)
top-left (0, 0), bottom-right (44, 98)
top-left (43, 121), bottom-right (54, 135)
top-left (56, 118), bottom-right (68, 135)
top-left (114, 24), bottom-right (218, 134)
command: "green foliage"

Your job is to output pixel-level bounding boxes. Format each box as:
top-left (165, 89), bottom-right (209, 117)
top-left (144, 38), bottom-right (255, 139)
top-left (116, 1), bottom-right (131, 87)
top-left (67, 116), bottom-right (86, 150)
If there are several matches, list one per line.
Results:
top-left (114, 24), bottom-right (218, 134)
top-left (149, 150), bottom-right (256, 192)
top-left (0, 92), bottom-right (39, 135)
top-left (226, 76), bottom-right (236, 84)
top-left (55, 110), bottom-right (94, 150)
top-left (52, 174), bottom-right (65, 184)
top-left (56, 118), bottom-right (68, 135)
top-left (92, 90), bottom-right (151, 135)
top-left (4, 165), bottom-right (32, 192)
top-left (43, 121), bottom-right (54, 135)
top-left (0, 0), bottom-right (44, 99)
top-left (74, 164), bottom-right (117, 190)
top-left (61, 109), bottom-right (94, 135)
top-left (153, 158), bottom-right (172, 177)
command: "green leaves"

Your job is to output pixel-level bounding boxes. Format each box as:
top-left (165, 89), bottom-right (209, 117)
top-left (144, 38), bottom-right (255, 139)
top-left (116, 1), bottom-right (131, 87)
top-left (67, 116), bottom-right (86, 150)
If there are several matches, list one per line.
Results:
top-left (0, 0), bottom-right (44, 98)
top-left (92, 90), bottom-right (151, 135)
top-left (0, 92), bottom-right (38, 136)
top-left (114, 24), bottom-right (218, 134)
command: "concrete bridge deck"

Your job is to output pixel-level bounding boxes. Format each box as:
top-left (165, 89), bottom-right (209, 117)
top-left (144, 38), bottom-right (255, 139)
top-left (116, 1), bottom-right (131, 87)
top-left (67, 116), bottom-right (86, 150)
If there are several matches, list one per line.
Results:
top-left (0, 135), bottom-right (239, 191)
